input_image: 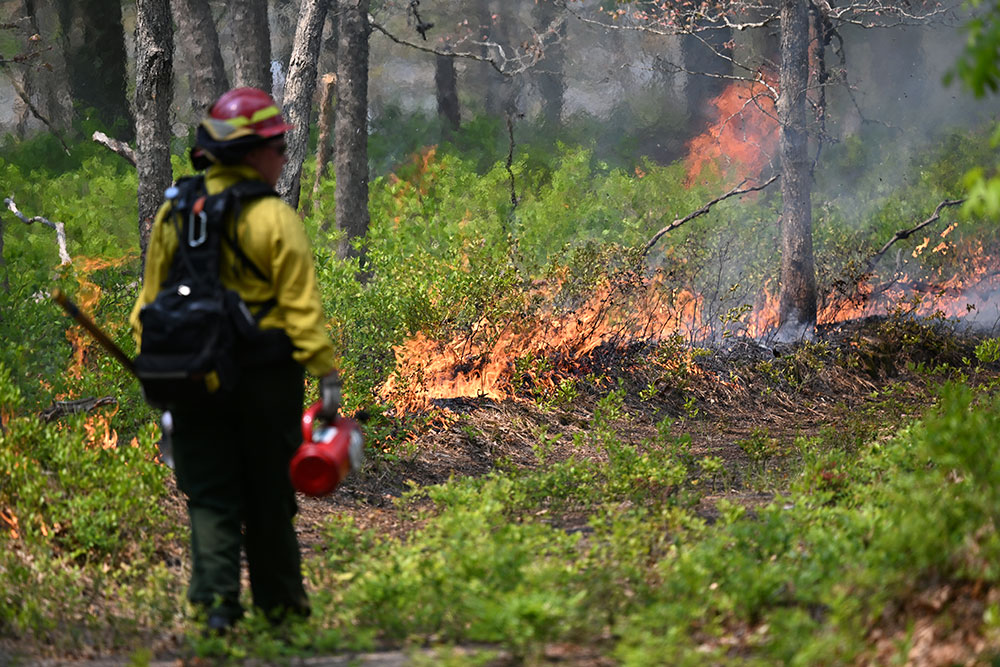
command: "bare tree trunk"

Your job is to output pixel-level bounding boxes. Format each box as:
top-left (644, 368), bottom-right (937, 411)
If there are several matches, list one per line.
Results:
top-left (776, 0), bottom-right (816, 339)
top-left (15, 0), bottom-right (72, 137)
top-left (135, 0), bottom-right (174, 258)
top-left (0, 214), bottom-right (8, 294)
top-left (313, 72), bottom-right (337, 216)
top-left (276, 0), bottom-right (329, 208)
top-left (435, 51), bottom-right (460, 137)
top-left (55, 0), bottom-right (133, 140)
top-left (231, 0), bottom-right (271, 92)
top-left (172, 0), bottom-right (228, 114)
top-left (532, 0), bottom-right (564, 130)
top-left (334, 0), bottom-right (370, 262)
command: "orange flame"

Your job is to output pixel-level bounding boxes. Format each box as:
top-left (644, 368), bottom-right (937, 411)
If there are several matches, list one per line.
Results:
top-left (382, 278), bottom-right (710, 412)
top-left (64, 255), bottom-right (129, 381)
top-left (685, 75), bottom-right (779, 185)
top-left (0, 508), bottom-right (19, 539)
top-left (83, 405), bottom-right (119, 450)
top-left (381, 235), bottom-right (1000, 414)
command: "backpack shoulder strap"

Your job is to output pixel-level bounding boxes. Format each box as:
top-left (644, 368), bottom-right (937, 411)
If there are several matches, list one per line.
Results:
top-left (217, 181), bottom-right (279, 285)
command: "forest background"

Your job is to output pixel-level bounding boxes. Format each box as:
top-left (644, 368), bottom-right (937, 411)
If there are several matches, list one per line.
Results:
top-left (3, 0), bottom-right (1000, 663)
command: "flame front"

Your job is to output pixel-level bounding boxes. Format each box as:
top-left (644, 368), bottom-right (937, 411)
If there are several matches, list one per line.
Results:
top-left (686, 75), bottom-right (779, 185)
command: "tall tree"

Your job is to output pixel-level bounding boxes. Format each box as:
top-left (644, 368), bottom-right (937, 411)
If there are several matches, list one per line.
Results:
top-left (435, 50), bottom-right (460, 136)
top-left (55, 0), bottom-right (132, 139)
top-left (776, 0), bottom-right (816, 336)
top-left (277, 0), bottom-right (330, 208)
top-left (172, 0), bottom-right (229, 114)
top-left (135, 0), bottom-right (174, 257)
top-left (334, 0), bottom-right (371, 261)
top-left (532, 0), bottom-right (565, 129)
top-left (231, 0), bottom-right (272, 92)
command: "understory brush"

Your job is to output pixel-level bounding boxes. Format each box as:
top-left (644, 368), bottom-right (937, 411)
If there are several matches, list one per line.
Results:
top-left (1, 121), bottom-right (999, 661)
top-left (0, 363), bottom-right (182, 655)
top-left (292, 380), bottom-right (1000, 663)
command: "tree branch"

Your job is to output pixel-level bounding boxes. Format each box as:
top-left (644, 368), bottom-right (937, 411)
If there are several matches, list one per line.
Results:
top-left (369, 11), bottom-right (567, 77)
top-left (91, 131), bottom-right (137, 166)
top-left (640, 175), bottom-right (779, 260)
top-left (369, 16), bottom-right (505, 73)
top-left (866, 198), bottom-right (965, 272)
top-left (4, 196), bottom-right (71, 265)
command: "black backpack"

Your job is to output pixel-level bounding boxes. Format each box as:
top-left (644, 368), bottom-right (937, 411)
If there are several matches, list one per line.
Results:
top-left (134, 175), bottom-right (290, 409)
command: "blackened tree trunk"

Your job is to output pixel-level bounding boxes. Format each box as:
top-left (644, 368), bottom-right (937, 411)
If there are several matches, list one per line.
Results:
top-left (55, 0), bottom-right (133, 140)
top-left (334, 0), bottom-right (370, 261)
top-left (277, 0), bottom-right (330, 208)
top-left (532, 0), bottom-right (564, 129)
top-left (231, 0), bottom-right (271, 92)
top-left (135, 0), bottom-right (174, 258)
top-left (172, 0), bottom-right (228, 114)
top-left (435, 51), bottom-right (460, 137)
top-left (776, 0), bottom-right (816, 339)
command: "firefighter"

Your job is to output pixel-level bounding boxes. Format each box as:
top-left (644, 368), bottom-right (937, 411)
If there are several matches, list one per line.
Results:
top-left (130, 87), bottom-right (342, 634)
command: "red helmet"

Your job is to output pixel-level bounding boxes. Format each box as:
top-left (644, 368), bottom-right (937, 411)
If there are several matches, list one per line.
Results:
top-left (200, 87), bottom-right (294, 142)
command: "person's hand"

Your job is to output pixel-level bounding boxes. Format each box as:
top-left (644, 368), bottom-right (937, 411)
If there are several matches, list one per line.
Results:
top-left (318, 370), bottom-right (342, 421)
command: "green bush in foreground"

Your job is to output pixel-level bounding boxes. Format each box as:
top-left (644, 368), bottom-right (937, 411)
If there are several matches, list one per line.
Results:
top-left (291, 382), bottom-right (1000, 663)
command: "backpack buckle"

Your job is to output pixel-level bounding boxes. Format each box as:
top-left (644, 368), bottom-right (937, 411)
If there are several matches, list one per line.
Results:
top-left (188, 196), bottom-right (208, 247)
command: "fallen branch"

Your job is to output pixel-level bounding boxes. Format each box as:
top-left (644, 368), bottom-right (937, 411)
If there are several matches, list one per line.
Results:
top-left (4, 196), bottom-right (71, 265)
top-left (866, 198), bottom-right (965, 272)
top-left (92, 131), bottom-right (136, 167)
top-left (640, 174), bottom-right (779, 260)
top-left (40, 396), bottom-right (117, 422)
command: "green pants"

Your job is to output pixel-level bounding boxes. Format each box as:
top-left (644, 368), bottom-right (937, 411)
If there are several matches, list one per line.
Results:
top-left (171, 358), bottom-right (308, 622)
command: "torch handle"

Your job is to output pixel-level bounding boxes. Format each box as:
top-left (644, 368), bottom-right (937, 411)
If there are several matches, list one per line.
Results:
top-left (51, 288), bottom-right (137, 376)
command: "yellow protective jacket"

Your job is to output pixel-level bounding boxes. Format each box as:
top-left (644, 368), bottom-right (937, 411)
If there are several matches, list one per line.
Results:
top-left (130, 164), bottom-right (337, 378)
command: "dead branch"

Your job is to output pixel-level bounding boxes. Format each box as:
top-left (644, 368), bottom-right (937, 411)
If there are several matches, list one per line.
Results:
top-left (40, 396), bottom-right (117, 422)
top-left (4, 196), bottom-right (71, 265)
top-left (370, 17), bottom-right (505, 73)
top-left (370, 12), bottom-right (566, 77)
top-left (866, 198), bottom-right (965, 272)
top-left (640, 174), bottom-right (779, 261)
top-left (92, 131), bottom-right (137, 167)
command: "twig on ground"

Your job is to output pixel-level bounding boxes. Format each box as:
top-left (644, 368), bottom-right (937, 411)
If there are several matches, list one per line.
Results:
top-left (640, 174), bottom-right (779, 261)
top-left (4, 196), bottom-right (71, 265)
top-left (40, 396), bottom-right (117, 423)
top-left (92, 131), bottom-right (137, 167)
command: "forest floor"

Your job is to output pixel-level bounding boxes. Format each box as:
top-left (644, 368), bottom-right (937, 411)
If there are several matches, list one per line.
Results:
top-left (8, 316), bottom-right (996, 665)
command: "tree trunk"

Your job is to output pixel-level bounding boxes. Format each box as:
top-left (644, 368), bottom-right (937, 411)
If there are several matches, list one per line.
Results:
top-left (313, 72), bottom-right (337, 216)
top-left (231, 0), bottom-right (271, 93)
top-left (55, 0), bottom-right (133, 140)
top-left (14, 0), bottom-right (72, 137)
top-left (776, 0), bottom-right (816, 339)
top-left (334, 0), bottom-right (370, 262)
top-left (477, 1), bottom-right (505, 116)
top-left (277, 0), bottom-right (330, 208)
top-left (435, 51), bottom-right (460, 137)
top-left (172, 0), bottom-right (228, 115)
top-left (135, 0), bottom-right (174, 258)
top-left (532, 0), bottom-right (564, 129)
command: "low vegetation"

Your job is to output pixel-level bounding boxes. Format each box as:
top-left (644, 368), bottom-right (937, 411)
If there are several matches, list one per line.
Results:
top-left (3, 116), bottom-right (1000, 664)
